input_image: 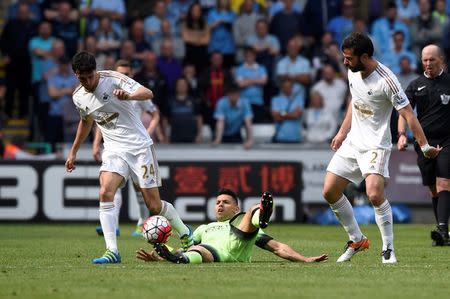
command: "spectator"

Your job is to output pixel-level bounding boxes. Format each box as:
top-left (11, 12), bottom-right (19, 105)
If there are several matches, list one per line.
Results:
top-left (118, 40), bottom-right (141, 73)
top-left (199, 52), bottom-right (233, 134)
top-left (126, 0), bottom-right (154, 21)
top-left (396, 0), bottom-right (419, 24)
top-left (167, 77), bottom-right (203, 143)
top-left (81, 35), bottom-right (107, 70)
top-left (144, 0), bottom-right (172, 44)
top-left (51, 1), bottom-right (80, 57)
top-left (41, 0), bottom-right (79, 22)
top-left (311, 64), bottom-right (348, 121)
top-left (268, 0), bottom-right (303, 19)
top-left (153, 20), bottom-right (186, 61)
top-left (276, 37), bottom-right (312, 100)
top-left (157, 39), bottom-right (183, 95)
top-left (29, 21), bottom-right (55, 108)
top-left (433, 0), bottom-right (448, 25)
top-left (396, 56), bottom-right (419, 90)
top-left (327, 0), bottom-right (355, 46)
top-left (87, 0), bottom-right (126, 39)
top-left (183, 63), bottom-right (200, 98)
top-left (200, 0), bottom-right (217, 12)
top-left (312, 32), bottom-right (337, 75)
top-left (47, 56), bottom-right (78, 148)
top-left (235, 46), bottom-right (268, 123)
top-left (166, 0), bottom-right (193, 29)
top-left (207, 0), bottom-right (237, 68)
top-left (95, 17), bottom-right (121, 57)
top-left (0, 3), bottom-right (37, 118)
top-left (301, 0), bottom-right (342, 42)
top-left (410, 0), bottom-right (443, 58)
top-left (269, 0), bottom-right (303, 54)
top-left (303, 90), bottom-right (338, 143)
top-left (443, 20), bottom-right (450, 62)
top-left (213, 84), bottom-right (254, 149)
top-left (380, 30), bottom-right (417, 74)
top-left (270, 78), bottom-right (304, 143)
top-left (128, 19), bottom-right (152, 61)
top-left (182, 2), bottom-right (210, 73)
top-left (134, 50), bottom-right (170, 132)
top-left (371, 1), bottom-right (410, 56)
top-left (233, 0), bottom-right (263, 62)
top-left (7, 0), bottom-right (42, 22)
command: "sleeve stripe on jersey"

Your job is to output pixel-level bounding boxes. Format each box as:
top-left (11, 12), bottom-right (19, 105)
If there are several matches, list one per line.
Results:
top-left (375, 66), bottom-right (400, 94)
top-left (72, 84), bottom-right (83, 95)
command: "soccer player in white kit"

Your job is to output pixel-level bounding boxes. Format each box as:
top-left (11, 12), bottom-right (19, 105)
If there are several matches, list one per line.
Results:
top-left (92, 60), bottom-right (163, 237)
top-left (322, 33), bottom-right (441, 263)
top-left (65, 51), bottom-right (193, 264)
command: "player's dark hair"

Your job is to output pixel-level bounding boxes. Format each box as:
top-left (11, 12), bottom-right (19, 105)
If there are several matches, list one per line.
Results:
top-left (217, 188), bottom-right (239, 205)
top-left (341, 32), bottom-right (374, 57)
top-left (72, 51), bottom-right (96, 73)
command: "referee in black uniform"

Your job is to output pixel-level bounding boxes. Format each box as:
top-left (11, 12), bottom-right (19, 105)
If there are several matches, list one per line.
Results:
top-left (398, 44), bottom-right (449, 246)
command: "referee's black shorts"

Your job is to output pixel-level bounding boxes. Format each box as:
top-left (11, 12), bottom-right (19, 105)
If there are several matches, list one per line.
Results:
top-left (414, 142), bottom-right (450, 186)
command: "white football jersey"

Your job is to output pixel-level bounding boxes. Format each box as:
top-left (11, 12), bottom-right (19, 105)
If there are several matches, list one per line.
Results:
top-left (72, 70), bottom-right (153, 153)
top-left (346, 62), bottom-right (409, 151)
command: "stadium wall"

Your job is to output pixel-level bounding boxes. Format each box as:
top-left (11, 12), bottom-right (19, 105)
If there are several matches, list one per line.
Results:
top-left (0, 145), bottom-right (430, 222)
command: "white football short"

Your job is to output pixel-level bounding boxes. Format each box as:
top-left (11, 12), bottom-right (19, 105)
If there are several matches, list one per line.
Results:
top-left (326, 141), bottom-right (391, 184)
top-left (100, 145), bottom-right (162, 189)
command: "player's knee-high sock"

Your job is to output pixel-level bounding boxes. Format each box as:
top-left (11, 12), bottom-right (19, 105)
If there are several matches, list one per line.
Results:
top-left (374, 199), bottom-right (394, 251)
top-left (113, 191), bottom-right (122, 228)
top-left (437, 191), bottom-right (450, 234)
top-left (251, 208), bottom-right (260, 228)
top-left (160, 201), bottom-right (190, 237)
top-left (432, 196), bottom-right (439, 224)
top-left (184, 251), bottom-right (202, 264)
top-left (99, 201), bottom-right (118, 254)
top-left (330, 195), bottom-right (363, 242)
top-left (136, 191), bottom-right (149, 226)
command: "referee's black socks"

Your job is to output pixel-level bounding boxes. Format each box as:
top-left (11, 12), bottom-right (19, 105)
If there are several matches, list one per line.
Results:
top-left (437, 191), bottom-right (450, 235)
top-left (432, 196), bottom-right (439, 224)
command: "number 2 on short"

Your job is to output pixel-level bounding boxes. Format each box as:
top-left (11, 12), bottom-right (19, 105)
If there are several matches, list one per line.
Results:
top-left (370, 151), bottom-right (378, 163)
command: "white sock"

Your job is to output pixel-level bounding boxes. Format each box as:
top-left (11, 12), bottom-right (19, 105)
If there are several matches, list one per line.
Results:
top-left (136, 191), bottom-right (149, 226)
top-left (113, 191), bottom-right (122, 228)
top-left (330, 195), bottom-right (363, 242)
top-left (374, 199), bottom-right (394, 251)
top-left (159, 200), bottom-right (189, 237)
top-left (99, 202), bottom-right (118, 254)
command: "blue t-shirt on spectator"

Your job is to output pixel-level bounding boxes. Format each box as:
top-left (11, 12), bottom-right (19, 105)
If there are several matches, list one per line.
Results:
top-left (47, 72), bottom-right (78, 117)
top-left (327, 16), bottom-right (353, 45)
top-left (396, 0), bottom-right (419, 20)
top-left (87, 0), bottom-right (125, 38)
top-left (276, 55), bottom-right (311, 99)
top-left (235, 63), bottom-right (267, 106)
top-left (271, 93), bottom-right (305, 142)
top-left (39, 58), bottom-right (58, 104)
top-left (207, 9), bottom-right (236, 54)
top-left (214, 96), bottom-right (253, 136)
top-left (371, 17), bottom-right (410, 55)
top-left (245, 34), bottom-right (280, 53)
top-left (380, 50), bottom-right (417, 74)
top-left (29, 37), bottom-right (55, 83)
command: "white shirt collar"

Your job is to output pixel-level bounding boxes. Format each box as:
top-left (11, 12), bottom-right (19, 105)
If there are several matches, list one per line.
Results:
top-left (424, 68), bottom-right (444, 79)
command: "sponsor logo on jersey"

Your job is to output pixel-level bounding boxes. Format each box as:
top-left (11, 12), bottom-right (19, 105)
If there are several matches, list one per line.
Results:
top-left (368, 89), bottom-right (373, 95)
top-left (441, 94), bottom-right (450, 105)
top-left (353, 101), bottom-right (374, 119)
top-left (417, 86), bottom-right (426, 91)
top-left (102, 92), bottom-right (109, 102)
top-left (393, 93), bottom-right (408, 106)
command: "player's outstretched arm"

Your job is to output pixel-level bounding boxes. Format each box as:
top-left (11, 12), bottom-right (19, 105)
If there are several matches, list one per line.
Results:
top-left (136, 248), bottom-right (165, 262)
top-left (263, 239), bottom-right (328, 263)
top-left (398, 105), bottom-right (441, 158)
top-left (397, 115), bottom-right (408, 151)
top-left (66, 117), bottom-right (94, 172)
top-left (114, 86), bottom-right (153, 101)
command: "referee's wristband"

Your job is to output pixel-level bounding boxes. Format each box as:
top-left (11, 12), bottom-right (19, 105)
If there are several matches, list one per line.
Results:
top-left (421, 143), bottom-right (431, 156)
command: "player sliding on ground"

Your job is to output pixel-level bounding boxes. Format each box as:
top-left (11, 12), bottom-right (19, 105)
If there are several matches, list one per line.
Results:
top-left (136, 189), bottom-right (328, 264)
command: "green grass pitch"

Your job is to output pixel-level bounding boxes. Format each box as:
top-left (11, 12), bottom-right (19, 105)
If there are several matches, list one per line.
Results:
top-left (1, 223), bottom-right (449, 299)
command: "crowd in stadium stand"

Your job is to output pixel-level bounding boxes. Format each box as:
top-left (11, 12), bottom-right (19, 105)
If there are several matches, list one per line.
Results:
top-left (0, 0), bottom-right (450, 154)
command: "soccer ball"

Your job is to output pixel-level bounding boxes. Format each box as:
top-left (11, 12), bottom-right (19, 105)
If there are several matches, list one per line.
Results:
top-left (142, 215), bottom-right (172, 244)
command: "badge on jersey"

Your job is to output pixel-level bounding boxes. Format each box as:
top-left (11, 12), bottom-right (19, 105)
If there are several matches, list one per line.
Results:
top-left (441, 94), bottom-right (450, 105)
top-left (392, 92), bottom-right (408, 106)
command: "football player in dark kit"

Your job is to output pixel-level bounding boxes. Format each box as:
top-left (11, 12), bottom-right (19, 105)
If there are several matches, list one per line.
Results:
top-left (398, 44), bottom-right (449, 246)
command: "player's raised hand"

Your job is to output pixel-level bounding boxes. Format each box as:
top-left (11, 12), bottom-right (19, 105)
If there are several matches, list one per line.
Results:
top-left (136, 248), bottom-right (164, 262)
top-left (304, 254), bottom-right (328, 263)
top-left (397, 134), bottom-right (408, 151)
top-left (330, 132), bottom-right (345, 151)
top-left (113, 89), bottom-right (130, 100)
top-left (65, 153), bottom-right (76, 172)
